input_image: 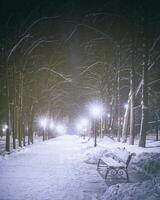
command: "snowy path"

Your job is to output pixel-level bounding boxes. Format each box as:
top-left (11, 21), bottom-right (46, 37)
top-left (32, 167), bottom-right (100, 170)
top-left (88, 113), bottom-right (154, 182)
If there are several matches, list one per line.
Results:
top-left (0, 135), bottom-right (105, 200)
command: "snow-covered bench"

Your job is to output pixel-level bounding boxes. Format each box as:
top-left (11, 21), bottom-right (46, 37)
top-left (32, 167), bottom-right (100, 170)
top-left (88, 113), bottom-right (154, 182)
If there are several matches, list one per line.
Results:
top-left (97, 148), bottom-right (135, 182)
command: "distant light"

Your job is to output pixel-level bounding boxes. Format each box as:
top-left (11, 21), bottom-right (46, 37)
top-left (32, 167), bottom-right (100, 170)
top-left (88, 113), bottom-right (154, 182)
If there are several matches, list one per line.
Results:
top-left (3, 124), bottom-right (8, 130)
top-left (89, 103), bottom-right (104, 118)
top-left (2, 128), bottom-right (6, 132)
top-left (124, 103), bottom-right (128, 110)
top-left (2, 124), bottom-right (8, 132)
top-left (80, 117), bottom-right (89, 127)
top-left (49, 121), bottom-right (55, 130)
top-left (56, 124), bottom-right (66, 134)
top-left (39, 117), bottom-right (47, 129)
top-left (76, 117), bottom-right (89, 131)
top-left (76, 124), bottom-right (83, 131)
top-left (107, 113), bottom-right (110, 118)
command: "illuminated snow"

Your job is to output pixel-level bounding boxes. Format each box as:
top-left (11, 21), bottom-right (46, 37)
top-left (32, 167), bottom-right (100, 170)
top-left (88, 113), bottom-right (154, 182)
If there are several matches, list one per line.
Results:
top-left (0, 135), bottom-right (160, 200)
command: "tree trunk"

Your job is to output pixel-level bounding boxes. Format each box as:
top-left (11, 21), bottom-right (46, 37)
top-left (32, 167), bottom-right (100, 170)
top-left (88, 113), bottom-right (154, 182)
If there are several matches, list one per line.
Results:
top-left (129, 88), bottom-right (135, 145)
top-left (122, 98), bottom-right (130, 142)
top-left (5, 104), bottom-right (11, 152)
top-left (23, 123), bottom-right (25, 146)
top-left (12, 105), bottom-right (16, 149)
top-left (12, 65), bottom-right (16, 149)
top-left (109, 95), bottom-right (114, 136)
top-left (129, 42), bottom-right (136, 145)
top-left (139, 3), bottom-right (149, 147)
top-left (117, 68), bottom-right (121, 142)
top-left (94, 119), bottom-right (97, 147)
top-left (18, 107), bottom-right (22, 147)
top-left (5, 128), bottom-right (10, 152)
top-left (155, 120), bottom-right (159, 141)
top-left (28, 122), bottom-right (30, 145)
top-left (5, 67), bottom-right (10, 152)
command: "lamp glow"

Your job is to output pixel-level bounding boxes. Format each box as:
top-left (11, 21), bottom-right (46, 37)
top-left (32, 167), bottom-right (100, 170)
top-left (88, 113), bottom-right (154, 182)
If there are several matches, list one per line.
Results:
top-left (76, 117), bottom-right (89, 131)
top-left (107, 113), bottom-right (110, 118)
top-left (49, 121), bottom-right (55, 130)
top-left (2, 124), bottom-right (8, 132)
top-left (89, 103), bottom-right (104, 118)
top-left (80, 118), bottom-right (89, 127)
top-left (39, 117), bottom-right (47, 130)
top-left (4, 124), bottom-right (8, 129)
top-left (76, 124), bottom-right (83, 131)
top-left (56, 124), bottom-right (66, 134)
top-left (124, 103), bottom-right (128, 110)
top-left (2, 128), bottom-right (6, 132)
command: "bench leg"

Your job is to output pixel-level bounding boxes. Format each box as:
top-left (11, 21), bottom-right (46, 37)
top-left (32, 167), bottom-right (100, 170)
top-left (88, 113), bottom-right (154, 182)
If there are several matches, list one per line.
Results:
top-left (105, 168), bottom-right (109, 180)
top-left (97, 159), bottom-right (101, 170)
top-left (125, 169), bottom-right (129, 182)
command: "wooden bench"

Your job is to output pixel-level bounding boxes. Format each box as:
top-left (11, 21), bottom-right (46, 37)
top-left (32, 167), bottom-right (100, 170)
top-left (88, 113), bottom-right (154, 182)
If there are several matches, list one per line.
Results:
top-left (97, 148), bottom-right (135, 182)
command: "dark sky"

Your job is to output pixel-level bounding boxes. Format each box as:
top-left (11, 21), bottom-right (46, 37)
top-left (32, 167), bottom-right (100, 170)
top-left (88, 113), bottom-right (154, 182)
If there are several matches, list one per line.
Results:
top-left (0, 0), bottom-right (160, 37)
top-left (0, 0), bottom-right (160, 117)
top-left (0, 0), bottom-right (158, 21)
top-left (0, 0), bottom-right (160, 34)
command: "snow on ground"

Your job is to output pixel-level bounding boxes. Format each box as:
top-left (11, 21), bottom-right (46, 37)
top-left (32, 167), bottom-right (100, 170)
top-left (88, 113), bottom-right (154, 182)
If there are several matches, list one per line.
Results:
top-left (0, 135), bottom-right (160, 200)
top-left (81, 136), bottom-right (160, 200)
top-left (82, 136), bottom-right (160, 176)
top-left (101, 177), bottom-right (160, 200)
top-left (0, 135), bottom-right (106, 200)
top-left (0, 136), bottom-right (42, 155)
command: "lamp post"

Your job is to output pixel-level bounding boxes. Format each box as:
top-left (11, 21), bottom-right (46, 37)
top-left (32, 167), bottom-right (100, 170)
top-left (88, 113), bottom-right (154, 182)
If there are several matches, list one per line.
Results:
top-left (39, 117), bottom-right (47, 141)
top-left (89, 103), bottom-right (104, 147)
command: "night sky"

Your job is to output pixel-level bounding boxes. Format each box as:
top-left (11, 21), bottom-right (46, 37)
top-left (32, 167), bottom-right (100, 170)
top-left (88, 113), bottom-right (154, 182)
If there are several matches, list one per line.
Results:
top-left (0, 0), bottom-right (160, 119)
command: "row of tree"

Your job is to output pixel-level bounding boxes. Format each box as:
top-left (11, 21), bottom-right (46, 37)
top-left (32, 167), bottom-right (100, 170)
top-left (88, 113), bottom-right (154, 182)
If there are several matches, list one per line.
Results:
top-left (0, 0), bottom-right (159, 152)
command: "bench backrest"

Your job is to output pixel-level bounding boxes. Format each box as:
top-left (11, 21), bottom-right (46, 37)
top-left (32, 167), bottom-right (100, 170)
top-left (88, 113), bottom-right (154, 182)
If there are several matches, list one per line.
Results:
top-left (125, 153), bottom-right (134, 168)
top-left (112, 148), bottom-right (134, 168)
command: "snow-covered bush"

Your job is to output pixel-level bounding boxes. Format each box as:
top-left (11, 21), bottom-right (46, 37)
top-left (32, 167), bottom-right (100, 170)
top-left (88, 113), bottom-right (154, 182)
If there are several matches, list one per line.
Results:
top-left (83, 147), bottom-right (106, 164)
top-left (101, 177), bottom-right (160, 200)
top-left (132, 152), bottom-right (160, 176)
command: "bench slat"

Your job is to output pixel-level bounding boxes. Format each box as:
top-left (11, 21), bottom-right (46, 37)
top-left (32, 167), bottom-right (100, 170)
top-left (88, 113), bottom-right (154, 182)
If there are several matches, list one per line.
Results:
top-left (101, 157), bottom-right (126, 168)
top-left (112, 149), bottom-right (130, 164)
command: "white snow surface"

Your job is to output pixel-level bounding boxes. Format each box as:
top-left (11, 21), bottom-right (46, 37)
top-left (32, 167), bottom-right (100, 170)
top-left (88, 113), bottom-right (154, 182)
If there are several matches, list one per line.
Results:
top-left (0, 135), bottom-right (106, 200)
top-left (81, 136), bottom-right (160, 200)
top-left (101, 177), bottom-right (160, 200)
top-left (0, 135), bottom-right (160, 200)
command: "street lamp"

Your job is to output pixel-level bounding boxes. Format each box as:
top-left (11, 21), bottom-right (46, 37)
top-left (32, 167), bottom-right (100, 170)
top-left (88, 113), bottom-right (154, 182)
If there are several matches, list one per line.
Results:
top-left (2, 124), bottom-right (8, 136)
top-left (124, 103), bottom-right (128, 110)
top-left (3, 124), bottom-right (8, 130)
top-left (89, 104), bottom-right (103, 118)
top-left (89, 103), bottom-right (104, 147)
top-left (49, 121), bottom-right (55, 130)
